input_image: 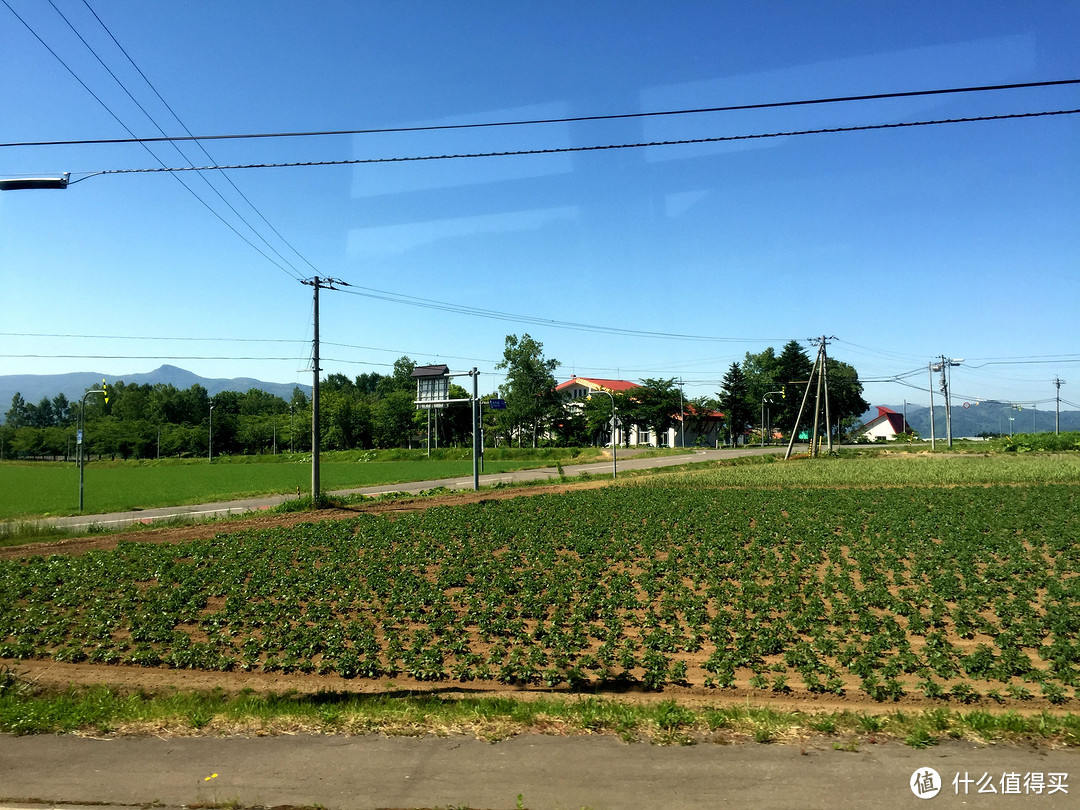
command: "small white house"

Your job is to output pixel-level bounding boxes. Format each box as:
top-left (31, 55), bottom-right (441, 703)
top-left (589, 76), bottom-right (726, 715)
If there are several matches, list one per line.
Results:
top-left (858, 406), bottom-right (913, 441)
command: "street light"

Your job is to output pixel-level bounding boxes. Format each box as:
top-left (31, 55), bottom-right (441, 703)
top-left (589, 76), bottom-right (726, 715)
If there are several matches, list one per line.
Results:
top-left (588, 390), bottom-right (617, 479)
top-left (0, 173), bottom-right (70, 191)
top-left (77, 387), bottom-right (106, 512)
top-left (761, 391), bottom-right (784, 448)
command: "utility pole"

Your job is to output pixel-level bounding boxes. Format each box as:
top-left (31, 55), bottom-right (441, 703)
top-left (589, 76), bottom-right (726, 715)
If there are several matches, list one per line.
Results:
top-left (677, 378), bottom-right (685, 448)
top-left (785, 336), bottom-right (834, 460)
top-left (301, 276), bottom-right (349, 504)
top-left (471, 369), bottom-right (480, 491)
top-left (1054, 378), bottom-right (1066, 435)
top-left (928, 362), bottom-right (936, 450)
top-left (933, 355), bottom-right (963, 448)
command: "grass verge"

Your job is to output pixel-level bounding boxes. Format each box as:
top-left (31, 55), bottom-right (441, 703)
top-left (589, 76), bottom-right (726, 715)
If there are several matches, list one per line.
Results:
top-left (2, 672), bottom-right (1078, 748)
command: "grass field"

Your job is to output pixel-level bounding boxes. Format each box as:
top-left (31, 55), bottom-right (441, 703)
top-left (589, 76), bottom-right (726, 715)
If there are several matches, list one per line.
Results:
top-left (0, 447), bottom-right (614, 520)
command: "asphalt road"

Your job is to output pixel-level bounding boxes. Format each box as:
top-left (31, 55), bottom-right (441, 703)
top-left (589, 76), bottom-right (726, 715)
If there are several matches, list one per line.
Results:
top-left (24, 446), bottom-right (786, 533)
top-left (1, 733), bottom-right (1077, 810)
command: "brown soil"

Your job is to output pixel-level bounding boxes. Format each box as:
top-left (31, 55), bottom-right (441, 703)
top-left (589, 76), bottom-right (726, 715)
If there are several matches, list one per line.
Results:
top-left (5, 657), bottom-right (1064, 716)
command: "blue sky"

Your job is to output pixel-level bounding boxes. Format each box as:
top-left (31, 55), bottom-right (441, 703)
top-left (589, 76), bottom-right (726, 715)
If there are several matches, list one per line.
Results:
top-left (2, 1), bottom-right (1078, 412)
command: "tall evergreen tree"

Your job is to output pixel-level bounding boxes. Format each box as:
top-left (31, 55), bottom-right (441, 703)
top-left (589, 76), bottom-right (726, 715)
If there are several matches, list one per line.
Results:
top-left (774, 340), bottom-right (814, 435)
top-left (718, 362), bottom-right (752, 445)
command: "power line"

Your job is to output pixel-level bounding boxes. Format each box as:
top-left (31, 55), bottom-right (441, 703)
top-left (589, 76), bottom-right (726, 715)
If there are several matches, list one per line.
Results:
top-left (5, 78), bottom-right (1079, 149)
top-left (78, 0), bottom-right (321, 280)
top-left (0, 354), bottom-right (304, 361)
top-left (337, 284), bottom-right (788, 343)
top-left (65, 108), bottom-right (1080, 181)
top-left (0, 331), bottom-right (304, 344)
top-left (3, 0), bottom-right (305, 282)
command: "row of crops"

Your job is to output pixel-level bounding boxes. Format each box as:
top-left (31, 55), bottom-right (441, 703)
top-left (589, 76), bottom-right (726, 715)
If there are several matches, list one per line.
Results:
top-left (3, 460), bottom-right (1080, 703)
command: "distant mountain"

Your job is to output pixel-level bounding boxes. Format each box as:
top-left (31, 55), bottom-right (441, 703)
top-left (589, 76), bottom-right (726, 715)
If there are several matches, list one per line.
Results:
top-left (860, 404), bottom-right (1080, 438)
top-left (1, 365), bottom-right (311, 416)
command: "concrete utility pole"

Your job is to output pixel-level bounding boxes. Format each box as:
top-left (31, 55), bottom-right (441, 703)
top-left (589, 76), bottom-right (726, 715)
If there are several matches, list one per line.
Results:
top-left (301, 276), bottom-right (350, 504)
top-left (933, 356), bottom-right (963, 448)
top-left (1054, 378), bottom-right (1066, 435)
top-left (928, 363), bottom-right (937, 450)
top-left (471, 368), bottom-right (479, 491)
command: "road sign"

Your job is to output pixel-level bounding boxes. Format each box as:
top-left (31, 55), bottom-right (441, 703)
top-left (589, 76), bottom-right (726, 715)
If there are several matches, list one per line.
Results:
top-left (487, 398), bottom-right (507, 410)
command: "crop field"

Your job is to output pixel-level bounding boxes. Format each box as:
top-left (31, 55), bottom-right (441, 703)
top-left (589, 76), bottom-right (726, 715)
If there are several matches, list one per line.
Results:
top-left (0, 452), bottom-right (569, 520)
top-left (2, 454), bottom-right (1080, 710)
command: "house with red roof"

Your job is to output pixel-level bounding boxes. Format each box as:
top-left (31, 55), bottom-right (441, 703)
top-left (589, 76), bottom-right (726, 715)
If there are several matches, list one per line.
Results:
top-left (857, 406), bottom-right (913, 441)
top-left (556, 376), bottom-right (724, 447)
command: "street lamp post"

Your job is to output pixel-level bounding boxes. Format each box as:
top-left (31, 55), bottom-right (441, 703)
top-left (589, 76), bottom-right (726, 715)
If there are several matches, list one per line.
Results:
top-left (589, 390), bottom-right (617, 479)
top-left (77, 387), bottom-right (106, 512)
top-left (761, 391), bottom-right (784, 448)
top-left (208, 403), bottom-right (215, 463)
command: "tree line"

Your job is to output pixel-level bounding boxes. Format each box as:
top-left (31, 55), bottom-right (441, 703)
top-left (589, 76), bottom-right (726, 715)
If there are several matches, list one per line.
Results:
top-left (1, 335), bottom-right (870, 461)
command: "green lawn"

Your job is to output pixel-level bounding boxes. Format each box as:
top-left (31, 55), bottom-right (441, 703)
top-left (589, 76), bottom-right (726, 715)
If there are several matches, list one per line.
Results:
top-left (0, 455), bottom-right (546, 519)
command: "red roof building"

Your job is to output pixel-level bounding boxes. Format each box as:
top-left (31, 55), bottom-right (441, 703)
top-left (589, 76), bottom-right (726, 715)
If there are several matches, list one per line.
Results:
top-left (556, 377), bottom-right (641, 399)
top-left (858, 406), bottom-right (913, 441)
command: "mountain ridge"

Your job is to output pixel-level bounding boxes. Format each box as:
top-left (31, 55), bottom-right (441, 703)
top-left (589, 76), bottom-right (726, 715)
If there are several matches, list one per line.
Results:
top-left (1, 365), bottom-right (311, 415)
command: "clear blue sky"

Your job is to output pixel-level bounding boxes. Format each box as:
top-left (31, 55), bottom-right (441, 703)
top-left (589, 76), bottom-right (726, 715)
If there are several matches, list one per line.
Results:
top-left (2, 1), bottom-right (1078, 412)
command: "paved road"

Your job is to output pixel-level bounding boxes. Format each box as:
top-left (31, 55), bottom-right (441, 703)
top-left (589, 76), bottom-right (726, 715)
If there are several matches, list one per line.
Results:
top-left (22, 446), bottom-right (786, 533)
top-left (1, 733), bottom-right (1077, 809)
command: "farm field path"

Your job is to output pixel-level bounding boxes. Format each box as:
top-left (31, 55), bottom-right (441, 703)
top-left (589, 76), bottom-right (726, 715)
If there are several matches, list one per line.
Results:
top-left (19, 445), bottom-right (783, 533)
top-left (2, 731), bottom-right (1077, 810)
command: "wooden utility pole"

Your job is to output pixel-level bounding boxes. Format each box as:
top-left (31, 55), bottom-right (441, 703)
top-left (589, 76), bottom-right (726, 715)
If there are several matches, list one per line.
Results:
top-left (785, 336), bottom-right (834, 460)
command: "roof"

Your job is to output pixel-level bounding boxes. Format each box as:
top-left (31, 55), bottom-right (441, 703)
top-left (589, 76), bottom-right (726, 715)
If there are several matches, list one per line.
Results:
top-left (859, 406), bottom-right (912, 435)
top-left (411, 364), bottom-right (450, 378)
top-left (556, 377), bottom-right (641, 393)
top-left (678, 403), bottom-right (724, 420)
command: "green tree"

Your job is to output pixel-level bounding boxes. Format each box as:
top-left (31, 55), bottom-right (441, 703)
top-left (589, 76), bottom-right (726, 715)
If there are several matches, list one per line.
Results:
top-left (373, 390), bottom-right (417, 448)
top-left (718, 363), bottom-right (752, 445)
top-left (742, 347), bottom-right (780, 406)
top-left (496, 334), bottom-right (560, 448)
top-left (51, 393), bottom-right (72, 426)
top-left (376, 356), bottom-right (417, 398)
top-left (29, 397), bottom-right (56, 428)
top-left (5, 393), bottom-right (28, 428)
top-left (825, 358), bottom-right (871, 440)
top-left (580, 392), bottom-right (618, 445)
top-left (628, 378), bottom-right (682, 446)
top-left (774, 340), bottom-right (814, 436)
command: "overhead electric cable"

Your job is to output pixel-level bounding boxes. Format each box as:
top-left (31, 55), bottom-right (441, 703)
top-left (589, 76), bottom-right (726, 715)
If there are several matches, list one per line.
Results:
top-left (0, 330), bottom-right (304, 343)
top-left (336, 284), bottom-right (788, 343)
top-left (1, 354), bottom-right (305, 362)
top-left (4, 78), bottom-right (1078, 148)
top-left (65, 108), bottom-right (1080, 181)
top-left (3, 0), bottom-right (304, 281)
top-left (78, 0), bottom-right (321, 278)
top-left (45, 0), bottom-right (308, 281)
